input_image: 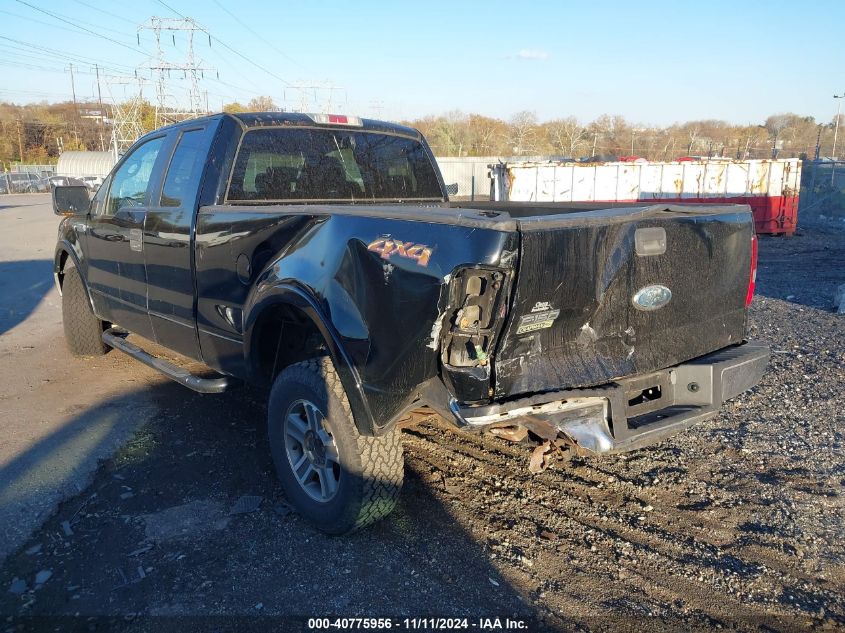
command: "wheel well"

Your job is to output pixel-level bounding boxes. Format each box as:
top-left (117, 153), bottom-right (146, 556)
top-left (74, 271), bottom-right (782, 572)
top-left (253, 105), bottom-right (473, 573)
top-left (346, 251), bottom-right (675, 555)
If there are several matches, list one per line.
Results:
top-left (252, 303), bottom-right (327, 385)
top-left (57, 250), bottom-right (70, 290)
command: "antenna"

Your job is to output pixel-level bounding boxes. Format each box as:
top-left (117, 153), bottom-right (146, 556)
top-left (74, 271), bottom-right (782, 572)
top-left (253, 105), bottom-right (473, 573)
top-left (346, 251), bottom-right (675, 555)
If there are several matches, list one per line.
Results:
top-left (138, 16), bottom-right (215, 128)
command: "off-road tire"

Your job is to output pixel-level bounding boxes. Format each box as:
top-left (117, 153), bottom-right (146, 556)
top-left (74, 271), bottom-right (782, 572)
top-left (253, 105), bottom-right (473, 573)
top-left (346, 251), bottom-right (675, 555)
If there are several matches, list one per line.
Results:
top-left (268, 357), bottom-right (403, 534)
top-left (62, 264), bottom-right (108, 357)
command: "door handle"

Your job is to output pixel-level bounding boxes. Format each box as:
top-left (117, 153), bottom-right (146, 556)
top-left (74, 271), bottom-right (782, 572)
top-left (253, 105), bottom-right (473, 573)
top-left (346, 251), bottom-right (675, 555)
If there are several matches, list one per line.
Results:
top-left (129, 228), bottom-right (144, 252)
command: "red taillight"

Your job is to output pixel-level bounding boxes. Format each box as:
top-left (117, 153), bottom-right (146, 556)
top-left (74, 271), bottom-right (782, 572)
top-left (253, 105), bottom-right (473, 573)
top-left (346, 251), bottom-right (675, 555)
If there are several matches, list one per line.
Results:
top-left (306, 113), bottom-right (363, 126)
top-left (745, 233), bottom-right (758, 307)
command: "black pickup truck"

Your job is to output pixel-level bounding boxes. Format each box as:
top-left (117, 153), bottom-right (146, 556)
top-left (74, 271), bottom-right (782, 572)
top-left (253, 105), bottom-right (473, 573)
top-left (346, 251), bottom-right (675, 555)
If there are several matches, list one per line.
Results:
top-left (52, 112), bottom-right (768, 533)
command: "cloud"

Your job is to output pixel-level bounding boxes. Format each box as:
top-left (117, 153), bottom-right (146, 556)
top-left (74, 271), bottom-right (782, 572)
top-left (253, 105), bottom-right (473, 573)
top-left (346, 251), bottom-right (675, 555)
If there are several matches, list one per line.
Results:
top-left (517, 49), bottom-right (549, 60)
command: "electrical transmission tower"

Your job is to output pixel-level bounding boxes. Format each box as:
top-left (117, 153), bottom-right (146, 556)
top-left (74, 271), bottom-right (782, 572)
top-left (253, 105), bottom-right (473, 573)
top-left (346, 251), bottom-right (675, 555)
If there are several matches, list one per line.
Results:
top-left (138, 17), bottom-right (215, 128)
top-left (368, 100), bottom-right (385, 119)
top-left (284, 82), bottom-right (346, 113)
top-left (104, 74), bottom-right (147, 157)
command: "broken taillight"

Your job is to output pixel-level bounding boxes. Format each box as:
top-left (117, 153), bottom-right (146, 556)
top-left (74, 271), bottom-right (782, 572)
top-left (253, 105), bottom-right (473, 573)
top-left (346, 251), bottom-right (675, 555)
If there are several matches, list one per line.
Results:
top-left (745, 233), bottom-right (758, 307)
top-left (443, 269), bottom-right (506, 368)
top-left (439, 267), bottom-right (511, 402)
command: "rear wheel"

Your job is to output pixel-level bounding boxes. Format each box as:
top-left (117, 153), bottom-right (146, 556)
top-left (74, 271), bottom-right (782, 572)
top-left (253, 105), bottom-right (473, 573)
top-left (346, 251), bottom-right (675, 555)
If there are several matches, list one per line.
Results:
top-left (62, 264), bottom-right (109, 357)
top-left (268, 357), bottom-right (403, 534)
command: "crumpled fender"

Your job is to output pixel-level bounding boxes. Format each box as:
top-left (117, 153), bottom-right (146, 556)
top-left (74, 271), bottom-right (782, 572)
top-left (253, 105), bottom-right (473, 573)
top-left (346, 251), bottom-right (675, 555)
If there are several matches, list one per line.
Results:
top-left (242, 280), bottom-right (378, 436)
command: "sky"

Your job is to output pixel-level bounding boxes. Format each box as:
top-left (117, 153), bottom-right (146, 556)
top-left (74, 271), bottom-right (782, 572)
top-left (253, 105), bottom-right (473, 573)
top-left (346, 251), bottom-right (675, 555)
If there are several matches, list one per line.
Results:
top-left (2, 0), bottom-right (845, 126)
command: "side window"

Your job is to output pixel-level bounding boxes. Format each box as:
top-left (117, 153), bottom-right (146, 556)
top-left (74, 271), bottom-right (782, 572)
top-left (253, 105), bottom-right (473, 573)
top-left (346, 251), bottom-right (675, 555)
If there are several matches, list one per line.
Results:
top-left (90, 174), bottom-right (112, 215)
top-left (161, 129), bottom-right (208, 208)
top-left (106, 137), bottom-right (165, 215)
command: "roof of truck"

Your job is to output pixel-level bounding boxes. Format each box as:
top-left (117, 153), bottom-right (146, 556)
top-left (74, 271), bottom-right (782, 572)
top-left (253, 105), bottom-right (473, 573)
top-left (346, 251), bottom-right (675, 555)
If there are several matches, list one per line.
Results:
top-left (147, 111), bottom-right (420, 140)
top-left (228, 112), bottom-right (421, 139)
top-left (131, 112), bottom-right (423, 155)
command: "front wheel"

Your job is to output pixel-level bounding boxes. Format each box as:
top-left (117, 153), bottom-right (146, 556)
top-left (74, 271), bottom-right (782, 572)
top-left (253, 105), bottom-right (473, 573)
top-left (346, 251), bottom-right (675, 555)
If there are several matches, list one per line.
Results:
top-left (268, 357), bottom-right (403, 534)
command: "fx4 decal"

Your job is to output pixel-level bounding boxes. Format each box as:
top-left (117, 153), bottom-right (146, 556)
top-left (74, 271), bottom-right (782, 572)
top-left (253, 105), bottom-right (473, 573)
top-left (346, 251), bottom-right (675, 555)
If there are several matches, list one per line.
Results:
top-left (515, 308), bottom-right (560, 335)
top-left (367, 237), bottom-right (433, 267)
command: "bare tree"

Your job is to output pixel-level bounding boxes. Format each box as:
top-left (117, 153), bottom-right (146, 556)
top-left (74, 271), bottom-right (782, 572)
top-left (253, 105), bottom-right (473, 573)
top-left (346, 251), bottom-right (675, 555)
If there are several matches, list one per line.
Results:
top-left (509, 110), bottom-right (538, 155)
top-left (545, 117), bottom-right (587, 157)
top-left (685, 124), bottom-right (701, 154)
top-left (247, 96), bottom-right (278, 111)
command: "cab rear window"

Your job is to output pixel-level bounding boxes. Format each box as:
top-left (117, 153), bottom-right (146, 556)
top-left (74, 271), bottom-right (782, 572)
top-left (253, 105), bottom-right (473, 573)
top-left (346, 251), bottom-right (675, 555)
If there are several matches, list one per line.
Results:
top-left (227, 128), bottom-right (443, 202)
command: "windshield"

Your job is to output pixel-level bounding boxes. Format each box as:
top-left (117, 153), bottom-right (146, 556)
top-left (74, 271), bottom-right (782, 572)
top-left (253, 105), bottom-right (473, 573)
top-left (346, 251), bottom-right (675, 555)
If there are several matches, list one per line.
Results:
top-left (227, 128), bottom-right (443, 203)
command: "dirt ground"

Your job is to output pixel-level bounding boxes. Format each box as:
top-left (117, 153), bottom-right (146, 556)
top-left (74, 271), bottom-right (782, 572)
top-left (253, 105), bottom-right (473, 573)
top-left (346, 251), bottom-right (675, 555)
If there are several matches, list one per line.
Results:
top-left (0, 195), bottom-right (843, 632)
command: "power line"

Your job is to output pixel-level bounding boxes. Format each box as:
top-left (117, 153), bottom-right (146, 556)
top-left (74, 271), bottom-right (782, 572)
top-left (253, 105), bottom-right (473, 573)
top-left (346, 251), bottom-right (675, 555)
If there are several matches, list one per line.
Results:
top-left (0, 8), bottom-right (120, 39)
top-left (155, 0), bottom-right (292, 87)
top-left (70, 0), bottom-right (139, 25)
top-left (14, 2), bottom-right (137, 39)
top-left (13, 0), bottom-right (148, 55)
top-left (210, 0), bottom-right (311, 75)
top-left (0, 36), bottom-right (136, 70)
top-left (0, 42), bottom-right (131, 76)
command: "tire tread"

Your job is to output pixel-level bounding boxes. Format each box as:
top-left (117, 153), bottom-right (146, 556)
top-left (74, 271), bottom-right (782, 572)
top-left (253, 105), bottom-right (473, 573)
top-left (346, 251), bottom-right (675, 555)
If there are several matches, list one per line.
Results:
top-left (62, 265), bottom-right (108, 356)
top-left (273, 357), bottom-right (403, 532)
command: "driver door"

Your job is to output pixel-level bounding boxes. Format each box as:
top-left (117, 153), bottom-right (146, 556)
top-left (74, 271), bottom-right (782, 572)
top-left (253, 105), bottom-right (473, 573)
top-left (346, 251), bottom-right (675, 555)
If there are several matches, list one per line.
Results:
top-left (85, 134), bottom-right (168, 338)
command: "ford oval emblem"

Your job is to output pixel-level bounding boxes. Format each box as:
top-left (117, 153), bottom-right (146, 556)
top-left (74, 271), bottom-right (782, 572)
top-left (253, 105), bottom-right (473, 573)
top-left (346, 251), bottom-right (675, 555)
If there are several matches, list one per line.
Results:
top-left (632, 284), bottom-right (672, 311)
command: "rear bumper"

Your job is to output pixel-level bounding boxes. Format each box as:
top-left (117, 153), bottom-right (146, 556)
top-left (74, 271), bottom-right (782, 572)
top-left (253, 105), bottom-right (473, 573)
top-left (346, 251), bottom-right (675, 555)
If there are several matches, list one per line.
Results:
top-left (450, 342), bottom-right (770, 454)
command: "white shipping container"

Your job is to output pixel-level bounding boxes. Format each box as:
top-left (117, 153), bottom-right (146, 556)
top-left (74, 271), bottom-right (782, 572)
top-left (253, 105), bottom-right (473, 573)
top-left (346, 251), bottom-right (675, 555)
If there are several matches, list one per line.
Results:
top-left (490, 158), bottom-right (802, 235)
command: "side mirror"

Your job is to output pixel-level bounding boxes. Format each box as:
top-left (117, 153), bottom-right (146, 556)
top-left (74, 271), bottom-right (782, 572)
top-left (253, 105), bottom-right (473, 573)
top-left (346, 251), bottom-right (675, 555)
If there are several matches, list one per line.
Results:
top-left (53, 185), bottom-right (90, 216)
top-left (445, 182), bottom-right (459, 196)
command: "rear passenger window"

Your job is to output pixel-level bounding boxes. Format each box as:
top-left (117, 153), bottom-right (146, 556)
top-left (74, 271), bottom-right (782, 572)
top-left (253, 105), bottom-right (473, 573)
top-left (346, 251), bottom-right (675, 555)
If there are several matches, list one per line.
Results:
top-left (161, 129), bottom-right (207, 208)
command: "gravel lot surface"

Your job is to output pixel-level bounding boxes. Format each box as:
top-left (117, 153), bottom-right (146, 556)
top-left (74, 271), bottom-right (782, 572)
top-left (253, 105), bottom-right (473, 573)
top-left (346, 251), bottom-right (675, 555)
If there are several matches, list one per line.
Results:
top-left (0, 196), bottom-right (842, 632)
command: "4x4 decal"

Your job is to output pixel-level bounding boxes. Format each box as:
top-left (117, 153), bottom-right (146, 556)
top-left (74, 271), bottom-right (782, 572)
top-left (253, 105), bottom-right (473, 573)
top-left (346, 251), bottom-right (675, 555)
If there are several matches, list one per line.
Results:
top-left (367, 237), bottom-right (433, 267)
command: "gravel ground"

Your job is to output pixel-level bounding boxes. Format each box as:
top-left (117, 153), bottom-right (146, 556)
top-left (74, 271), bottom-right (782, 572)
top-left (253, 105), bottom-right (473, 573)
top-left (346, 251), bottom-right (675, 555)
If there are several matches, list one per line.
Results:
top-left (0, 224), bottom-right (842, 632)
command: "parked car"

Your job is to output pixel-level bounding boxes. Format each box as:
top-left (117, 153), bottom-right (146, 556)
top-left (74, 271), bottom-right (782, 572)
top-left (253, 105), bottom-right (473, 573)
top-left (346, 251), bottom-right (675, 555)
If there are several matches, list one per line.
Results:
top-left (40, 176), bottom-right (87, 190)
top-left (6, 172), bottom-right (44, 193)
top-left (52, 112), bottom-right (768, 534)
top-left (80, 176), bottom-right (103, 192)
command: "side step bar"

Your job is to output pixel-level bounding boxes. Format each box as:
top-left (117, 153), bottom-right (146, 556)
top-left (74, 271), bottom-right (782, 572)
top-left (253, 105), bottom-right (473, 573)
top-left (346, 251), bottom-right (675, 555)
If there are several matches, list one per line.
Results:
top-left (102, 328), bottom-right (231, 394)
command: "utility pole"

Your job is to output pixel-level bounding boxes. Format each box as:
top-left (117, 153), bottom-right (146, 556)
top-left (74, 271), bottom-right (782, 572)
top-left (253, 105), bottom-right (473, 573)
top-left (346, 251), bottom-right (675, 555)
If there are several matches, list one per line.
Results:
top-left (95, 64), bottom-right (104, 110)
top-left (94, 63), bottom-right (106, 143)
top-left (16, 119), bottom-right (23, 161)
top-left (832, 94), bottom-right (843, 160)
top-left (814, 124), bottom-right (822, 161)
top-left (832, 94), bottom-right (844, 187)
top-left (66, 63), bottom-right (79, 147)
top-left (67, 63), bottom-right (77, 106)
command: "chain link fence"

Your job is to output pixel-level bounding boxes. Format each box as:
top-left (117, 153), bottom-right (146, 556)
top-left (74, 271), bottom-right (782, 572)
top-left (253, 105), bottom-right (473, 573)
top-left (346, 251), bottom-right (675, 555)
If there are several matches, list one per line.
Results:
top-left (798, 160), bottom-right (845, 227)
top-left (9, 164), bottom-right (55, 176)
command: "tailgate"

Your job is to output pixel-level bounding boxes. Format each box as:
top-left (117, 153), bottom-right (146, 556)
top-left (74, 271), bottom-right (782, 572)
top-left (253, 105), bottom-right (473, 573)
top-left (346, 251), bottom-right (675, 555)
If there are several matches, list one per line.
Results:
top-left (494, 205), bottom-right (753, 398)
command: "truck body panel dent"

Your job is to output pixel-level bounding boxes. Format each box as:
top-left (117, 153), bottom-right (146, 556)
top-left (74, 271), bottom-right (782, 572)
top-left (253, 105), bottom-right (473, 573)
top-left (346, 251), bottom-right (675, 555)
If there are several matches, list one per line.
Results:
top-left (195, 206), bottom-right (517, 431)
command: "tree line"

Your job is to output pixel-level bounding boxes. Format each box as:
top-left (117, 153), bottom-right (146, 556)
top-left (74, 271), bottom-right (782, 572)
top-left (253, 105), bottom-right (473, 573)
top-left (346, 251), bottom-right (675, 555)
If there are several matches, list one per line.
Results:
top-left (408, 111), bottom-right (843, 161)
top-left (1, 96), bottom-right (841, 167)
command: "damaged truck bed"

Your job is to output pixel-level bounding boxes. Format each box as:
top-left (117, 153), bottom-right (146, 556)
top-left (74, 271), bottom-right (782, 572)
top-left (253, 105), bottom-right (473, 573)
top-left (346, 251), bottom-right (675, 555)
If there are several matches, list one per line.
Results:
top-left (52, 112), bottom-right (768, 533)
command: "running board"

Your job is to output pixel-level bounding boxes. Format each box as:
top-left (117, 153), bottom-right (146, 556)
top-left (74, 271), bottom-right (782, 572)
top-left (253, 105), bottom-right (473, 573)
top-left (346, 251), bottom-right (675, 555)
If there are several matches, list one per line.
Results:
top-left (102, 328), bottom-right (231, 394)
